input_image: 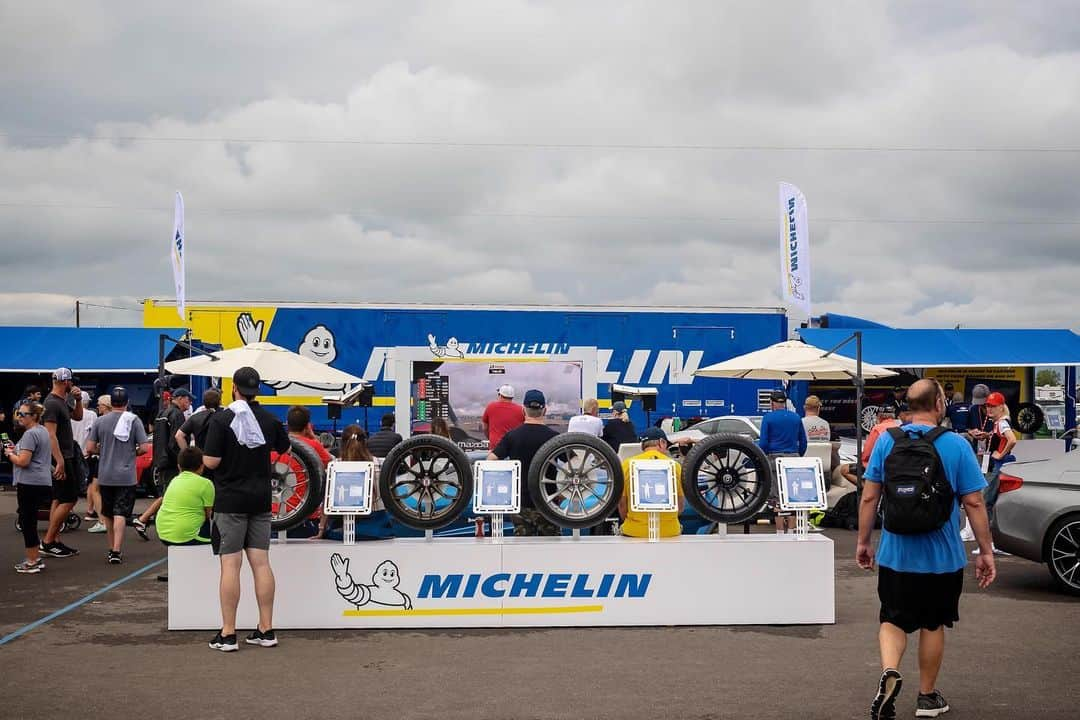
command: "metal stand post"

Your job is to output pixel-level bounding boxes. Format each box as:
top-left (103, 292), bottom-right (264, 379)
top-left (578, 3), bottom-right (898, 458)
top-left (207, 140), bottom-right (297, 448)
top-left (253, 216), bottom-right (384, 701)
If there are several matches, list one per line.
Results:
top-left (343, 515), bottom-right (355, 545)
top-left (572, 528), bottom-right (581, 540)
top-left (647, 512), bottom-right (660, 542)
top-left (715, 522), bottom-right (728, 537)
top-left (491, 512), bottom-right (504, 543)
top-left (276, 529), bottom-right (287, 543)
top-left (795, 509), bottom-right (810, 538)
top-left (425, 529), bottom-right (434, 542)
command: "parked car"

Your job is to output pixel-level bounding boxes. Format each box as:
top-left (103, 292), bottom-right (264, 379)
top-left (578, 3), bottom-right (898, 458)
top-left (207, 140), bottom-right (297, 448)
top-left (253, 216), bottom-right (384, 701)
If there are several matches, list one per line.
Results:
top-left (991, 450), bottom-right (1080, 596)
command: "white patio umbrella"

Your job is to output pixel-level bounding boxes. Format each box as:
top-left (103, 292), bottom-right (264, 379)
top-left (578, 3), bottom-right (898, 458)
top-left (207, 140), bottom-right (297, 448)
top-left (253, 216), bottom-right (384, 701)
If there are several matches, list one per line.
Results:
top-left (164, 342), bottom-right (362, 385)
top-left (693, 340), bottom-right (896, 380)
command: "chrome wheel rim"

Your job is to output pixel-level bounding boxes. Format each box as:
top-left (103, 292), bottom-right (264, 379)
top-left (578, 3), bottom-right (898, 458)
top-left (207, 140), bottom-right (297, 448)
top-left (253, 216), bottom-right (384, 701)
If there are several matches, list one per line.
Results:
top-left (1051, 520), bottom-right (1080, 590)
top-left (534, 443), bottom-right (618, 523)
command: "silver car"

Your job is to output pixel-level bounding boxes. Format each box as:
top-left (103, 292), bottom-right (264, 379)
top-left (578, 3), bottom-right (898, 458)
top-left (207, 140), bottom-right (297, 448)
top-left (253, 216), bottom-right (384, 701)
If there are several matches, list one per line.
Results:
top-left (991, 450), bottom-right (1080, 596)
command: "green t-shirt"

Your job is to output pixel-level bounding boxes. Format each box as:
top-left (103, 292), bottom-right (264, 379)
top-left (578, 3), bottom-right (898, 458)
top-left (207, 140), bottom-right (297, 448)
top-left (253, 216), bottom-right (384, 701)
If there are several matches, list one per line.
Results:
top-left (156, 471), bottom-right (215, 543)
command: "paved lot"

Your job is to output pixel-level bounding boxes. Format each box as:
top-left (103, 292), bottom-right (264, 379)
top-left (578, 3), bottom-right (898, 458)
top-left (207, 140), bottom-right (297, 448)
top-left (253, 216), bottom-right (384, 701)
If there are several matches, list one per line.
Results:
top-left (1, 491), bottom-right (1078, 720)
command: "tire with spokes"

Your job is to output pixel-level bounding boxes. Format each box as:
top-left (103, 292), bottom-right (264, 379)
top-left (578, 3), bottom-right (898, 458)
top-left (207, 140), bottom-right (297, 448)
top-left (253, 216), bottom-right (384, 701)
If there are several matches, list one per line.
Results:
top-left (527, 433), bottom-right (624, 530)
top-left (270, 437), bottom-right (326, 532)
top-left (379, 435), bottom-right (473, 530)
top-left (1046, 514), bottom-right (1080, 596)
top-left (680, 433), bottom-right (772, 525)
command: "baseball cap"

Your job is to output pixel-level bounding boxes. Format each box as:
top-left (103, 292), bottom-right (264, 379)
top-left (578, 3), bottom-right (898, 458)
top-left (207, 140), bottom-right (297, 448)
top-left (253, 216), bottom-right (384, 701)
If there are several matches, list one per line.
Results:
top-left (110, 387), bottom-right (129, 407)
top-left (52, 367), bottom-right (74, 382)
top-left (769, 389), bottom-right (788, 403)
top-left (523, 389), bottom-right (546, 408)
top-left (497, 384), bottom-right (515, 399)
top-left (611, 400), bottom-right (627, 413)
top-left (878, 401), bottom-right (898, 416)
top-left (971, 383), bottom-right (990, 405)
top-left (986, 391), bottom-right (1006, 407)
top-left (640, 427), bottom-right (669, 444)
top-left (233, 366), bottom-right (261, 396)
top-left (172, 388), bottom-right (193, 399)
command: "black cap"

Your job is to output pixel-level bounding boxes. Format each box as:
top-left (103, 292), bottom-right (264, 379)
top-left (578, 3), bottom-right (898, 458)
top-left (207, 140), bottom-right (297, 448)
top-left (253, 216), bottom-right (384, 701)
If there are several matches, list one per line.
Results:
top-left (172, 388), bottom-right (193, 399)
top-left (877, 401), bottom-right (897, 415)
top-left (110, 386), bottom-right (129, 407)
top-left (640, 427), bottom-right (669, 444)
top-left (769, 390), bottom-right (788, 403)
top-left (523, 389), bottom-right (546, 409)
top-left (233, 366), bottom-right (261, 396)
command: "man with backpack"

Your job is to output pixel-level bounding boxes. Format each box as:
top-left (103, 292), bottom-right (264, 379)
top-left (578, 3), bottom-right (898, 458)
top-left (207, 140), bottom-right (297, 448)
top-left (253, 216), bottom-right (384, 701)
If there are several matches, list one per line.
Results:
top-left (856, 379), bottom-right (995, 719)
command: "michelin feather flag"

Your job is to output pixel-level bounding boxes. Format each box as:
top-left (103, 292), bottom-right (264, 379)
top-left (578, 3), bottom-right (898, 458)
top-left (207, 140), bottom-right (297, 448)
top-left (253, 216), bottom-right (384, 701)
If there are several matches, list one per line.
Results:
top-left (778, 182), bottom-right (811, 317)
top-left (170, 191), bottom-right (185, 322)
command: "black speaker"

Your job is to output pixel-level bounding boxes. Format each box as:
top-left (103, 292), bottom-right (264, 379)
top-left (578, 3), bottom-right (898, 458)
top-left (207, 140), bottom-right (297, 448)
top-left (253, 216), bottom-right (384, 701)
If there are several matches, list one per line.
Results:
top-left (640, 394), bottom-right (656, 412)
top-left (356, 385), bottom-right (374, 407)
top-left (326, 402), bottom-right (343, 420)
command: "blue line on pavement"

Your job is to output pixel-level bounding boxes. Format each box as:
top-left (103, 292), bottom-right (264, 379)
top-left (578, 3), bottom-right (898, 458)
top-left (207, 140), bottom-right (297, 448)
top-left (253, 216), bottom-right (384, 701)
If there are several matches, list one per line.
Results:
top-left (0, 557), bottom-right (167, 646)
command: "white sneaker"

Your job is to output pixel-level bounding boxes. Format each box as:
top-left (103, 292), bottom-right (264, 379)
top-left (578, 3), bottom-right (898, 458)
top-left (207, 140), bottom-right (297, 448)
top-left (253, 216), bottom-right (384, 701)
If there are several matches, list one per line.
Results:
top-left (973, 545), bottom-right (1009, 556)
top-left (87, 521), bottom-right (107, 534)
top-left (959, 527), bottom-right (975, 542)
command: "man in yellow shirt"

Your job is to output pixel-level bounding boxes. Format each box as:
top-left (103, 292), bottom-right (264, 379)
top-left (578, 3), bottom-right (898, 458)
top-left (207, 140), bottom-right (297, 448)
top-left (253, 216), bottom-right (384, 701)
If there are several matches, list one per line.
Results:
top-left (618, 428), bottom-right (685, 538)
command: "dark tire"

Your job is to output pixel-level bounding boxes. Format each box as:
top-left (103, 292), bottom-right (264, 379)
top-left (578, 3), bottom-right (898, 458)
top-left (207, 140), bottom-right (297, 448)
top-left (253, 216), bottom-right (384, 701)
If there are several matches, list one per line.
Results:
top-left (527, 433), bottom-right (624, 530)
top-left (681, 433), bottom-right (772, 525)
top-left (1045, 514), bottom-right (1080, 596)
top-left (379, 435), bottom-right (473, 530)
top-left (270, 437), bottom-right (326, 532)
top-left (63, 513), bottom-right (81, 533)
top-left (1014, 403), bottom-right (1044, 434)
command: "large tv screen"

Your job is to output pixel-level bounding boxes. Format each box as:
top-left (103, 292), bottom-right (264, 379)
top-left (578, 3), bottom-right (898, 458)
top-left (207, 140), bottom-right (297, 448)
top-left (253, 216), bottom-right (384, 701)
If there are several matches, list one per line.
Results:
top-left (411, 360), bottom-right (583, 451)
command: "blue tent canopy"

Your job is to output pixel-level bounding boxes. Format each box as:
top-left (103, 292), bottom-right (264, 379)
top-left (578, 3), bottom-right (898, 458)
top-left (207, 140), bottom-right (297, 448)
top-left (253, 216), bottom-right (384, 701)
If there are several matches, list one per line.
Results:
top-left (0, 327), bottom-right (185, 373)
top-left (798, 328), bottom-right (1080, 368)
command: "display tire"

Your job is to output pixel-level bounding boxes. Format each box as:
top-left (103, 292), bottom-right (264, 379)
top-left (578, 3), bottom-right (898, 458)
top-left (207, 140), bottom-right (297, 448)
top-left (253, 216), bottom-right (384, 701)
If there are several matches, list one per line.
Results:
top-left (527, 432), bottom-right (624, 530)
top-left (270, 437), bottom-right (326, 532)
top-left (378, 434), bottom-right (473, 531)
top-left (680, 433), bottom-right (772, 525)
top-left (63, 512), bottom-right (81, 533)
top-left (1013, 402), bottom-right (1044, 435)
top-left (1045, 514), bottom-right (1080, 597)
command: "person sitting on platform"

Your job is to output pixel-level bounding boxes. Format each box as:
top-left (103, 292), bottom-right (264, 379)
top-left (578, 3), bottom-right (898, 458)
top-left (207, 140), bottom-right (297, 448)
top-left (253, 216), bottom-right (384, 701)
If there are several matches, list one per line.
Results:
top-left (156, 447), bottom-right (215, 548)
top-left (618, 428), bottom-right (686, 538)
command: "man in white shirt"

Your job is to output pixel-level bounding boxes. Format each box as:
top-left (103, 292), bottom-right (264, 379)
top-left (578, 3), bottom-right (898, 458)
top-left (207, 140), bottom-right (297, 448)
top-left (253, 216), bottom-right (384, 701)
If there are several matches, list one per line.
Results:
top-left (802, 395), bottom-right (831, 442)
top-left (567, 398), bottom-right (603, 436)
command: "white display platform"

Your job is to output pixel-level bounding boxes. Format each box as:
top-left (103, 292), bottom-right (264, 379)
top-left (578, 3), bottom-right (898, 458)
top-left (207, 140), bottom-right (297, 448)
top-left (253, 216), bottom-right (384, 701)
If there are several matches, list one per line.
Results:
top-left (168, 534), bottom-right (834, 630)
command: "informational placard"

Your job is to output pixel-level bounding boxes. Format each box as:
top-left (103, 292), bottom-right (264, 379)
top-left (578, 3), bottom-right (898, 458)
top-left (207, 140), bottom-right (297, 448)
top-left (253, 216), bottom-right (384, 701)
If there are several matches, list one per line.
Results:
top-left (776, 457), bottom-right (827, 511)
top-left (473, 460), bottom-right (521, 514)
top-left (1046, 408), bottom-right (1065, 432)
top-left (628, 459), bottom-right (679, 512)
top-left (325, 461), bottom-right (375, 515)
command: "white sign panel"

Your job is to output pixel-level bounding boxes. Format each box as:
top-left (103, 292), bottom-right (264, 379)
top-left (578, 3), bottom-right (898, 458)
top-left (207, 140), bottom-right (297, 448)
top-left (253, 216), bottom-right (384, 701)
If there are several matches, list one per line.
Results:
top-left (473, 460), bottom-right (521, 514)
top-left (324, 460), bottom-right (375, 515)
top-left (776, 456), bottom-right (827, 511)
top-left (629, 459), bottom-right (679, 512)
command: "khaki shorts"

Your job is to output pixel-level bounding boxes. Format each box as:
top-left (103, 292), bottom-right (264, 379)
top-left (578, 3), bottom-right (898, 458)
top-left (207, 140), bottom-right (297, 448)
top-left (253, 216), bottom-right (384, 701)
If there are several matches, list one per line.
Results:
top-left (210, 512), bottom-right (271, 555)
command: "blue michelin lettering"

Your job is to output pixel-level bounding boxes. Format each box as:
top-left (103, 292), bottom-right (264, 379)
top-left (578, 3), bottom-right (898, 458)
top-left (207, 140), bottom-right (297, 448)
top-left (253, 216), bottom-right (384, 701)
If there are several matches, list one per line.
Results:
top-left (541, 573), bottom-right (572, 598)
top-left (419, 572), bottom-right (652, 600)
top-left (615, 574), bottom-right (652, 598)
top-left (481, 573), bottom-right (510, 598)
top-left (462, 573), bottom-right (480, 598)
top-left (418, 574), bottom-right (463, 599)
top-left (596, 573), bottom-right (616, 597)
top-left (509, 573), bottom-right (544, 598)
top-left (570, 574), bottom-right (594, 598)
top-left (787, 197), bottom-right (798, 272)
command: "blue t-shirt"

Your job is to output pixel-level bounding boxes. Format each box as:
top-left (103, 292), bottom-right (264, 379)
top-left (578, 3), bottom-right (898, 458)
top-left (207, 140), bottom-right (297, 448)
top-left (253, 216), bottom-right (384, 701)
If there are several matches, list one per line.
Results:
top-left (757, 409), bottom-right (808, 456)
top-left (865, 424), bottom-right (987, 574)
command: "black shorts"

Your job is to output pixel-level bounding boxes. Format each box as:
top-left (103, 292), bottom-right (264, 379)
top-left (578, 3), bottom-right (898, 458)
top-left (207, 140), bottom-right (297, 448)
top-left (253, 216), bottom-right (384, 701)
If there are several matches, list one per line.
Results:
top-left (878, 565), bottom-right (963, 633)
top-left (52, 457), bottom-right (81, 504)
top-left (87, 455), bottom-right (100, 481)
top-left (99, 485), bottom-right (137, 519)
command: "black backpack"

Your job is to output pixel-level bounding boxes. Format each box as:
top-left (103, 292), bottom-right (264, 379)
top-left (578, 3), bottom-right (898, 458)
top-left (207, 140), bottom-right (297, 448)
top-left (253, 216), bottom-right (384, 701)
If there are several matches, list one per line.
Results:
top-left (881, 426), bottom-right (955, 535)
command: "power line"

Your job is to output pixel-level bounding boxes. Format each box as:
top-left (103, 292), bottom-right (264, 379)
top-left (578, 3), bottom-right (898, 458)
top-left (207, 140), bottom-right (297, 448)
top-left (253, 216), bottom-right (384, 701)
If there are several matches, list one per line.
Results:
top-left (0, 201), bottom-right (1079, 226)
top-left (2, 132), bottom-right (1080, 153)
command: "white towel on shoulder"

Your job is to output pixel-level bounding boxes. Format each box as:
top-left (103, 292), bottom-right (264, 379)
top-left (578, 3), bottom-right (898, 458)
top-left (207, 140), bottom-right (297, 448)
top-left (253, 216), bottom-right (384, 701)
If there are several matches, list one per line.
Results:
top-left (229, 399), bottom-right (265, 448)
top-left (113, 411), bottom-right (138, 442)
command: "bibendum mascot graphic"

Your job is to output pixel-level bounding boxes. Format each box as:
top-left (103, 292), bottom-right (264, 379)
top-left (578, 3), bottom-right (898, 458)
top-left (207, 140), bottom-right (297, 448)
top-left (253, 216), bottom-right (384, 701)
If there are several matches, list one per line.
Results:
top-left (236, 312), bottom-right (349, 395)
top-left (330, 554), bottom-right (413, 610)
top-left (428, 334), bottom-right (465, 359)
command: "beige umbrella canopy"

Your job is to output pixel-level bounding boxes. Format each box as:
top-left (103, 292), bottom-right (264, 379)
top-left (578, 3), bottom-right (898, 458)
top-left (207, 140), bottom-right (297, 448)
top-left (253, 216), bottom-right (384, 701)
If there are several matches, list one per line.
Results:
top-left (693, 340), bottom-right (897, 381)
top-left (164, 342), bottom-right (362, 385)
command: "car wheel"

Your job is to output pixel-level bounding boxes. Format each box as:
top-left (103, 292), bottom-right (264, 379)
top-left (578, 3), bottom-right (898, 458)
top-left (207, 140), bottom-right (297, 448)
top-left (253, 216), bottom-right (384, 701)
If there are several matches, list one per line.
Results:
top-left (1013, 403), bottom-right (1044, 435)
top-left (527, 433), bottom-right (624, 529)
top-left (860, 406), bottom-right (880, 434)
top-left (270, 438), bottom-right (326, 532)
top-left (681, 433), bottom-right (772, 525)
top-left (378, 435), bottom-right (473, 530)
top-left (1046, 514), bottom-right (1080, 596)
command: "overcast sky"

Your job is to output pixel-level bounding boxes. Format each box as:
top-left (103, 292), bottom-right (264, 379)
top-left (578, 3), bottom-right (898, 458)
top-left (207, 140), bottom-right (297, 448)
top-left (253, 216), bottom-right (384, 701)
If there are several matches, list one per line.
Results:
top-left (2, 1), bottom-right (1079, 330)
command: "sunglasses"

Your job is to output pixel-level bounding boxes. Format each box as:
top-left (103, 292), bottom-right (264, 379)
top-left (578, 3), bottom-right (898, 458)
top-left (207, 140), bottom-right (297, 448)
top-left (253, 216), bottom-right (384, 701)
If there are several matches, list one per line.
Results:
top-left (16, 411), bottom-right (33, 417)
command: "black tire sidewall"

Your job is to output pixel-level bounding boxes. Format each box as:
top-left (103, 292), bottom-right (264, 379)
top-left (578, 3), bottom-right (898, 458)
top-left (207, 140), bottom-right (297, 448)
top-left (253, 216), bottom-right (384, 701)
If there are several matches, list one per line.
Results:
top-left (270, 438), bottom-right (327, 532)
top-left (378, 434), bottom-right (473, 531)
top-left (527, 433), bottom-right (624, 530)
top-left (1046, 514), bottom-right (1080, 596)
top-left (1013, 403), bottom-right (1044, 434)
top-left (680, 433), bottom-right (772, 525)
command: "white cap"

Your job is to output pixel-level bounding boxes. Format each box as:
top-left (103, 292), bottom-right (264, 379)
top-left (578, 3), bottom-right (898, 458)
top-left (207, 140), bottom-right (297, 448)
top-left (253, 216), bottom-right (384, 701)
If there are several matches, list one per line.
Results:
top-left (497, 384), bottom-right (515, 399)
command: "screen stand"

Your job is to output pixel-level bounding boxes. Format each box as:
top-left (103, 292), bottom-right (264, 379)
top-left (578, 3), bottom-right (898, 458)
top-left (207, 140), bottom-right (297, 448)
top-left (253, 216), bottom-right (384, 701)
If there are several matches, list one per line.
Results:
top-left (572, 528), bottom-right (581, 541)
top-left (647, 512), bottom-right (660, 543)
top-left (795, 509), bottom-right (810, 538)
top-left (714, 522), bottom-right (728, 537)
top-left (491, 513), bottom-right (504, 543)
top-left (343, 515), bottom-right (355, 545)
top-left (424, 529), bottom-right (434, 542)
top-left (276, 529), bottom-right (287, 544)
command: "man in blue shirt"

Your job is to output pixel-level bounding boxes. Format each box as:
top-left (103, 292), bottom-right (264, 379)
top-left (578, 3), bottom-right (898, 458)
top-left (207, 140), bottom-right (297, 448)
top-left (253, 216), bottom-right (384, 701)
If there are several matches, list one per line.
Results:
top-left (757, 390), bottom-right (807, 533)
top-left (857, 379), bottom-right (996, 719)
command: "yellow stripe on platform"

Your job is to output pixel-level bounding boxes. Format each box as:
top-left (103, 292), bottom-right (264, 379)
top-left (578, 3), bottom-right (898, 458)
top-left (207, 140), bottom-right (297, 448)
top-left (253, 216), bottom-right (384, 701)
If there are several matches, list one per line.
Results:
top-left (343, 604), bottom-right (603, 617)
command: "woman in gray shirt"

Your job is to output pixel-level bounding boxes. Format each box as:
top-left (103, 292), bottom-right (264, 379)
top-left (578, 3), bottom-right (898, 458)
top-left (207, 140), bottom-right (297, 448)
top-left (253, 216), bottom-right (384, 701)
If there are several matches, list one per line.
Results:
top-left (5, 402), bottom-right (53, 573)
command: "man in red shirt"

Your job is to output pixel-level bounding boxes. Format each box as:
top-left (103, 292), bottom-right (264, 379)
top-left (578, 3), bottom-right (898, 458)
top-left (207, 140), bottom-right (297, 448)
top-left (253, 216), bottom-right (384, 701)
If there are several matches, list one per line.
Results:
top-left (481, 385), bottom-right (525, 450)
top-left (286, 406), bottom-right (332, 468)
top-left (861, 402), bottom-right (901, 467)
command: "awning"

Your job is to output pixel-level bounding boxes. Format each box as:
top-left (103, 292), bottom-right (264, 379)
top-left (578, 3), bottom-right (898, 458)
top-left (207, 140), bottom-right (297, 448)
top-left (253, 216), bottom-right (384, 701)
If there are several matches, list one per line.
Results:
top-left (798, 328), bottom-right (1080, 368)
top-left (0, 327), bottom-right (185, 373)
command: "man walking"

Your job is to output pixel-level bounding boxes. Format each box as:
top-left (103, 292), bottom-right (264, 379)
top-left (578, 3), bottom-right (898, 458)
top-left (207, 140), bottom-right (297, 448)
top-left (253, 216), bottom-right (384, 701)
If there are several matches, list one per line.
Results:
top-left (84, 388), bottom-right (150, 564)
top-left (481, 384), bottom-right (524, 450)
top-left (40, 368), bottom-right (85, 558)
top-left (857, 379), bottom-right (995, 719)
top-left (757, 389), bottom-right (807, 533)
top-left (202, 367), bottom-right (291, 652)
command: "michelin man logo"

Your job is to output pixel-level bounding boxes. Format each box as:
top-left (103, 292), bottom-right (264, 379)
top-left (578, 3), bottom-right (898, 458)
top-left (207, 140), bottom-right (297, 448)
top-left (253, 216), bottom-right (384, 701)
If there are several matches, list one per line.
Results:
top-left (236, 313), bottom-right (348, 394)
top-left (428, 334), bottom-right (465, 359)
top-left (330, 554), bottom-right (413, 610)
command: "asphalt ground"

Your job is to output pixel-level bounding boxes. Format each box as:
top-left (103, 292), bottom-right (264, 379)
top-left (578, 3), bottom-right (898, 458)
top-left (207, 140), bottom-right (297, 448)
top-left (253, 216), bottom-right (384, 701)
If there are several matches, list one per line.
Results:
top-left (1, 491), bottom-right (1078, 720)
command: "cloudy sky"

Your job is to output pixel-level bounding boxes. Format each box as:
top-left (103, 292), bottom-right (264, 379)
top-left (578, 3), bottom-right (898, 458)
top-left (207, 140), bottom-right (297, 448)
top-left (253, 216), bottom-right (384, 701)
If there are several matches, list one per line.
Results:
top-left (2, 1), bottom-right (1079, 329)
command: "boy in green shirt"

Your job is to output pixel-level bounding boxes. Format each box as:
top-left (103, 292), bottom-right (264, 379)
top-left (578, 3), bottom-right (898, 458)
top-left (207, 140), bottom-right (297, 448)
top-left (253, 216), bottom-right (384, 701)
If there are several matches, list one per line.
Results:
top-left (157, 447), bottom-right (215, 546)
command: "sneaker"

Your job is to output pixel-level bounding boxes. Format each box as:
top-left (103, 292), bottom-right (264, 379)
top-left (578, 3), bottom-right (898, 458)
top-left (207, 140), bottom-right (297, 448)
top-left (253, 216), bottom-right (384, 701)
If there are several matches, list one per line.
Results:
top-left (870, 668), bottom-right (903, 720)
top-left (83, 511), bottom-right (99, 521)
top-left (107, 550), bottom-right (122, 565)
top-left (132, 518), bottom-right (150, 541)
top-left (959, 526), bottom-right (975, 542)
top-left (209, 631), bottom-right (239, 652)
top-left (87, 521), bottom-right (107, 534)
top-left (915, 690), bottom-right (950, 717)
top-left (14, 559), bottom-right (46, 574)
top-left (245, 628), bottom-right (279, 647)
top-left (973, 544), bottom-right (1010, 556)
top-left (39, 542), bottom-right (77, 558)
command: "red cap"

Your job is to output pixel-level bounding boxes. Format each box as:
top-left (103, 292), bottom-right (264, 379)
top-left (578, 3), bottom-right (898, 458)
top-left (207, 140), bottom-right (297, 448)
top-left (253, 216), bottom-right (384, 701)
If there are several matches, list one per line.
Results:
top-left (986, 391), bottom-right (1006, 407)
